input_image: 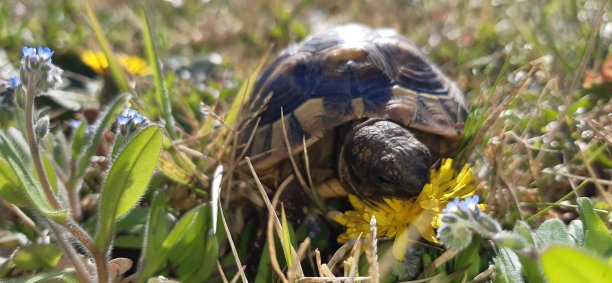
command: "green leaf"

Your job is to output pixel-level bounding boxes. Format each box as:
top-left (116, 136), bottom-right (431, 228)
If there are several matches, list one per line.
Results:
top-left (95, 126), bottom-right (163, 250)
top-left (450, 238), bottom-right (481, 283)
top-left (70, 119), bottom-right (87, 161)
top-left (13, 244), bottom-right (62, 270)
top-left (577, 197), bottom-right (612, 257)
top-left (141, 190), bottom-right (172, 264)
top-left (138, 208), bottom-right (198, 281)
top-left (169, 204), bottom-right (218, 281)
top-left (73, 94), bottom-right (130, 183)
top-left (534, 219), bottom-right (572, 246)
top-left (492, 246), bottom-right (524, 283)
top-left (512, 222), bottom-right (546, 283)
top-left (41, 153), bottom-right (58, 194)
top-left (0, 132), bottom-right (68, 222)
top-left (254, 240), bottom-right (272, 283)
top-left (567, 220), bottom-right (585, 246)
top-left (0, 158), bottom-right (29, 207)
top-left (513, 221), bottom-right (535, 245)
top-left (3, 269), bottom-right (79, 283)
top-left (541, 245), bottom-right (612, 283)
top-left (169, 204), bottom-right (211, 278)
top-left (84, 2), bottom-right (131, 93)
top-left (281, 205), bottom-right (293, 267)
top-left (183, 237), bottom-right (218, 282)
top-left (141, 8), bottom-right (177, 140)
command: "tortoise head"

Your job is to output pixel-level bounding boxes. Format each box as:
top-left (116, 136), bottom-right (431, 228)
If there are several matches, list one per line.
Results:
top-left (338, 119), bottom-right (432, 202)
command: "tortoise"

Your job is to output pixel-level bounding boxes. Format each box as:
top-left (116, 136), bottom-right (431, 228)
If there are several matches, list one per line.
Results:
top-left (237, 24), bottom-right (467, 203)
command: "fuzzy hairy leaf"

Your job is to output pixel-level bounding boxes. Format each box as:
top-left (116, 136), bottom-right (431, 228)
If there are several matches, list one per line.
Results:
top-left (493, 246), bottom-right (524, 283)
top-left (0, 132), bottom-right (68, 222)
top-left (95, 126), bottom-right (163, 250)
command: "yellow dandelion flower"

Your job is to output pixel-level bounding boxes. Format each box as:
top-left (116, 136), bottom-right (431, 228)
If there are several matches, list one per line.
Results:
top-left (336, 159), bottom-right (484, 247)
top-left (80, 50), bottom-right (152, 77)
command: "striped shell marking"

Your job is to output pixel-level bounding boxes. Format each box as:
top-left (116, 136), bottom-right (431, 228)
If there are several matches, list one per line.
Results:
top-left (238, 24), bottom-right (467, 170)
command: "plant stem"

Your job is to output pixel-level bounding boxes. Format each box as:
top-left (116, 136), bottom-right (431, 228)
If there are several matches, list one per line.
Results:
top-left (24, 79), bottom-right (61, 209)
top-left (23, 81), bottom-right (107, 282)
top-left (48, 221), bottom-right (93, 283)
top-left (63, 220), bottom-right (109, 283)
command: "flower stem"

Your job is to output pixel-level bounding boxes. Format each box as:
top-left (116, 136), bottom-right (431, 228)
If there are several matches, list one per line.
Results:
top-left (62, 220), bottom-right (109, 283)
top-left (24, 80), bottom-right (108, 282)
top-left (47, 221), bottom-right (92, 283)
top-left (24, 79), bottom-right (61, 209)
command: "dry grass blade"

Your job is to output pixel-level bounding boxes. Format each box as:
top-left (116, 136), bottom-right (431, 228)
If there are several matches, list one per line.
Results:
top-left (461, 63), bottom-right (539, 160)
top-left (267, 176), bottom-right (293, 283)
top-left (279, 108), bottom-right (323, 210)
top-left (578, 149), bottom-right (612, 206)
top-left (289, 237), bottom-right (311, 280)
top-left (347, 233), bottom-right (363, 283)
top-left (219, 203), bottom-right (248, 283)
top-left (217, 260), bottom-right (230, 283)
top-left (471, 265), bottom-right (495, 283)
top-left (365, 216), bottom-right (379, 283)
top-left (246, 157), bottom-right (282, 230)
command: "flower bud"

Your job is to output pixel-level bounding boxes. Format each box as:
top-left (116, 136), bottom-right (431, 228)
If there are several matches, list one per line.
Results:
top-left (35, 115), bottom-right (50, 140)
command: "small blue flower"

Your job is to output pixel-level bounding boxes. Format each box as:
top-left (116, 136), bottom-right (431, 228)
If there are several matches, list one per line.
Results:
top-left (22, 47), bottom-right (37, 57)
top-left (116, 116), bottom-right (130, 125)
top-left (443, 197), bottom-right (461, 214)
top-left (9, 76), bottom-right (20, 87)
top-left (37, 46), bottom-right (54, 61)
top-left (131, 114), bottom-right (146, 124)
top-left (459, 195), bottom-right (480, 215)
top-left (69, 119), bottom-right (82, 128)
top-left (126, 109), bottom-right (138, 118)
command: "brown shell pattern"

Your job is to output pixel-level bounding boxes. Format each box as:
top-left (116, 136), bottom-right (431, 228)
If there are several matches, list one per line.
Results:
top-left (237, 24), bottom-right (467, 170)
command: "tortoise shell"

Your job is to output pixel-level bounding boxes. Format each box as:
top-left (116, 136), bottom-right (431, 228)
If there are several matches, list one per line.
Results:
top-left (238, 24), bottom-right (467, 171)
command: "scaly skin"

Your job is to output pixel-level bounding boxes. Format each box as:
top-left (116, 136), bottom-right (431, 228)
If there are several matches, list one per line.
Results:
top-left (338, 119), bottom-right (432, 203)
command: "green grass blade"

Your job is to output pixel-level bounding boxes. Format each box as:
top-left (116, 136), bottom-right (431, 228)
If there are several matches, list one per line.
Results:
top-left (138, 208), bottom-right (199, 281)
top-left (223, 48), bottom-right (271, 128)
top-left (577, 197), bottom-right (612, 258)
top-left (84, 2), bottom-right (132, 93)
top-left (281, 205), bottom-right (293, 267)
top-left (95, 126), bottom-right (163, 251)
top-left (140, 8), bottom-right (177, 140)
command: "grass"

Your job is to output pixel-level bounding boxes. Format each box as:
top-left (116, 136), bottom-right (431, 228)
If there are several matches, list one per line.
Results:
top-left (0, 0), bottom-right (610, 282)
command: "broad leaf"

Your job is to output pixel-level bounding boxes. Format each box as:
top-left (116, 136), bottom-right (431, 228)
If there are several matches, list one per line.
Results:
top-left (0, 132), bottom-right (68, 222)
top-left (513, 221), bottom-right (546, 283)
top-left (577, 197), bottom-right (612, 257)
top-left (567, 220), bottom-right (584, 246)
top-left (13, 244), bottom-right (62, 270)
top-left (96, 126), bottom-right (163, 250)
top-left (541, 245), bottom-right (612, 283)
top-left (534, 219), bottom-right (572, 246)
top-left (492, 246), bottom-right (524, 283)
